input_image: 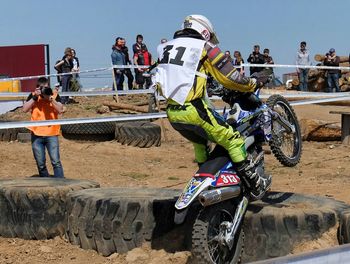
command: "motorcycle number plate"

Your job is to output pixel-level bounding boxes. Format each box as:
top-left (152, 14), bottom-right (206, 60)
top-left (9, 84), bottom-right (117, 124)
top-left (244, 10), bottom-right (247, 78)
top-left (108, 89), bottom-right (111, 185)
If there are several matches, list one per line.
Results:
top-left (216, 172), bottom-right (240, 187)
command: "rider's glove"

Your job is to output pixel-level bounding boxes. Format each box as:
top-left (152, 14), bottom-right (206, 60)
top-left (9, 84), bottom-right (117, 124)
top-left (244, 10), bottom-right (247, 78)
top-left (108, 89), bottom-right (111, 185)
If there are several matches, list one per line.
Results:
top-left (251, 68), bottom-right (273, 90)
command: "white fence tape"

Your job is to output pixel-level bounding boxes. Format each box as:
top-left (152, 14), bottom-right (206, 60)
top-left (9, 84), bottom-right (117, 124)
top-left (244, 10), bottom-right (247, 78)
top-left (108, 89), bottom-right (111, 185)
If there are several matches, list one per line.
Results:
top-left (0, 65), bottom-right (149, 82)
top-left (0, 89), bottom-right (154, 98)
top-left (0, 62), bottom-right (348, 83)
top-left (0, 112), bottom-right (167, 129)
top-left (241, 63), bottom-right (350, 71)
top-left (0, 94), bottom-right (348, 130)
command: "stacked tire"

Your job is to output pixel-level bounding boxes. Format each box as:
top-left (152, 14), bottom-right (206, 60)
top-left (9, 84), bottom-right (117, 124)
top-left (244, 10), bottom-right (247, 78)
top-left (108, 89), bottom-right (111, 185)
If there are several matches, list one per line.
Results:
top-left (65, 188), bottom-right (179, 256)
top-left (61, 121), bottom-right (162, 148)
top-left (114, 121), bottom-right (161, 148)
top-left (61, 122), bottom-right (116, 142)
top-left (0, 121), bottom-right (30, 142)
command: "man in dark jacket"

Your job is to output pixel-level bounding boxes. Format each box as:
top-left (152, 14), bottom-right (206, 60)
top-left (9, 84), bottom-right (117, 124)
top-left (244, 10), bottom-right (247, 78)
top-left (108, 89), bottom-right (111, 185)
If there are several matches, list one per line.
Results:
top-left (324, 48), bottom-right (340, 92)
top-left (247, 45), bottom-right (265, 75)
top-left (120, 38), bottom-right (134, 89)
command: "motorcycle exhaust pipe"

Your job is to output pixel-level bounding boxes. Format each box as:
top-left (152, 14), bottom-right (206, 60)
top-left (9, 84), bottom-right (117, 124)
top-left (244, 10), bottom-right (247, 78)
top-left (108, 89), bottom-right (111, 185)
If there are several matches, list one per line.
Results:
top-left (198, 186), bottom-right (241, 207)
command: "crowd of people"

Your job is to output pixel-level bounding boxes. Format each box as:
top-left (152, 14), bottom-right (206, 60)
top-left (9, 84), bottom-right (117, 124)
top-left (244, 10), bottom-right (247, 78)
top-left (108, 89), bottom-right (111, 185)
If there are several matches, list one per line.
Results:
top-left (111, 34), bottom-right (157, 90)
top-left (52, 37), bottom-right (343, 95)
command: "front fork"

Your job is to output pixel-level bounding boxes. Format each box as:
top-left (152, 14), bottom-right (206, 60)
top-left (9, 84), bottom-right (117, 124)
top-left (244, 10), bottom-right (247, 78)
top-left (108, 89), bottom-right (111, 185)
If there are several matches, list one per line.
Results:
top-left (219, 196), bottom-right (249, 249)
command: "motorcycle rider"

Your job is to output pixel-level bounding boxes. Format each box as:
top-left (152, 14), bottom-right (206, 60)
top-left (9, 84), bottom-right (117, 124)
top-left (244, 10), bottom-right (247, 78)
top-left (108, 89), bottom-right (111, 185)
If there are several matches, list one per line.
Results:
top-left (155, 14), bottom-right (271, 200)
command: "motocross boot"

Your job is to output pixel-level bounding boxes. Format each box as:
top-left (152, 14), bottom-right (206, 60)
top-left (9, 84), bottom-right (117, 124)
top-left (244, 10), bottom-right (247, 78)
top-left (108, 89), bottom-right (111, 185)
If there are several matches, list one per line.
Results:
top-left (236, 160), bottom-right (272, 201)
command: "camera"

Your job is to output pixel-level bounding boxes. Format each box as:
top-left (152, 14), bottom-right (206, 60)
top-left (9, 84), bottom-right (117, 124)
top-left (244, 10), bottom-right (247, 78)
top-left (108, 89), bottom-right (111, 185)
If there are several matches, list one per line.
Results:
top-left (40, 87), bottom-right (53, 96)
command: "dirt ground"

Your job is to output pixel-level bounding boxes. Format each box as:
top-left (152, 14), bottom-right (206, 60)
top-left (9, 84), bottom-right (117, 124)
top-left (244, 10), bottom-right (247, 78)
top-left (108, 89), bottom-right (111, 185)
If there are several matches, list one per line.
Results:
top-left (0, 94), bottom-right (350, 263)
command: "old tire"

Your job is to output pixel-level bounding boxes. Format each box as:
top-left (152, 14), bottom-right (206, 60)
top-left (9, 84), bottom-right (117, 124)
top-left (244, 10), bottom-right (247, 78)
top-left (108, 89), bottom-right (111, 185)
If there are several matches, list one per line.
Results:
top-left (62, 122), bottom-right (115, 141)
top-left (0, 178), bottom-right (99, 240)
top-left (0, 121), bottom-right (29, 142)
top-left (65, 187), bottom-right (179, 256)
top-left (242, 191), bottom-right (350, 262)
top-left (17, 132), bottom-right (31, 143)
top-left (338, 210), bottom-right (350, 244)
top-left (115, 121), bottom-right (161, 148)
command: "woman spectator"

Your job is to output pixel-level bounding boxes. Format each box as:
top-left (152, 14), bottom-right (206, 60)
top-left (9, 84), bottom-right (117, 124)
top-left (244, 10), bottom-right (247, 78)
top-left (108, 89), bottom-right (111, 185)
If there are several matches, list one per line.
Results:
top-left (233, 51), bottom-right (245, 76)
top-left (55, 48), bottom-right (73, 104)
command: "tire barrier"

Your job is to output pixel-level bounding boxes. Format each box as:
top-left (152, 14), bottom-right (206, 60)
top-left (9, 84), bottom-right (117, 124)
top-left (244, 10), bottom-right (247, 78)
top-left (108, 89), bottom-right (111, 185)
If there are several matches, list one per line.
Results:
top-left (0, 178), bottom-right (99, 240)
top-left (0, 121), bottom-right (29, 142)
top-left (62, 188), bottom-right (350, 260)
top-left (65, 188), bottom-right (179, 256)
top-left (17, 132), bottom-right (31, 143)
top-left (115, 121), bottom-right (161, 148)
top-left (0, 184), bottom-right (348, 260)
top-left (242, 191), bottom-right (350, 262)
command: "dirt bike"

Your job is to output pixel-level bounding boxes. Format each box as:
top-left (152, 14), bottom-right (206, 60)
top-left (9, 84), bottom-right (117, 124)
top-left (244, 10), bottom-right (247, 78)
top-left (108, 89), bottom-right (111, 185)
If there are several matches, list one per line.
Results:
top-left (174, 72), bottom-right (302, 264)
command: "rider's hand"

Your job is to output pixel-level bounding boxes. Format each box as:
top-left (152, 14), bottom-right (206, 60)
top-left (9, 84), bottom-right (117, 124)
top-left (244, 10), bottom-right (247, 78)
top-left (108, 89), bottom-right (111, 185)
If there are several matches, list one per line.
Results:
top-left (251, 69), bottom-right (272, 90)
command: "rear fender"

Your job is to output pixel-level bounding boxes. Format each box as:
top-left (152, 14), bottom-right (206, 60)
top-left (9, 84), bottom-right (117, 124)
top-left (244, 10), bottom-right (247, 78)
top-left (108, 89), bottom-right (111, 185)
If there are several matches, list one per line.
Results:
top-left (175, 177), bottom-right (213, 210)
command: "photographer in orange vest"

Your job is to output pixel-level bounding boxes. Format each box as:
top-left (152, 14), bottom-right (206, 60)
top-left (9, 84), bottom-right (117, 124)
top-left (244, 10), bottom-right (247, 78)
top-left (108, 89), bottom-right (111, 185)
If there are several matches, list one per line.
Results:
top-left (23, 77), bottom-right (65, 178)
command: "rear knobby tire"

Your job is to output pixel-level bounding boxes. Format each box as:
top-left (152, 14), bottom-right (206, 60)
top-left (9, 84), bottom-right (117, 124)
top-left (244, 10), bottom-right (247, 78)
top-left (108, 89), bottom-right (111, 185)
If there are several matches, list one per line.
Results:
top-left (192, 201), bottom-right (244, 264)
top-left (266, 94), bottom-right (302, 167)
top-left (0, 178), bottom-right (99, 240)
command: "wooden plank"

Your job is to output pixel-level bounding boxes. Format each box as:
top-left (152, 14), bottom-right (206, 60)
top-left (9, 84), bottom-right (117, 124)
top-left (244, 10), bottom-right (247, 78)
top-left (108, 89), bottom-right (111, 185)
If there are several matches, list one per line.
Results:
top-left (330, 111), bottom-right (350, 115)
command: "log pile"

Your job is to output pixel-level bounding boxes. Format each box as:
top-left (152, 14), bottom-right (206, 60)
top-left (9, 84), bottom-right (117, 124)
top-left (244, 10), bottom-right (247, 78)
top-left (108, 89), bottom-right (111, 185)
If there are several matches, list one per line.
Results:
top-left (290, 54), bottom-right (350, 92)
top-left (299, 118), bottom-right (341, 141)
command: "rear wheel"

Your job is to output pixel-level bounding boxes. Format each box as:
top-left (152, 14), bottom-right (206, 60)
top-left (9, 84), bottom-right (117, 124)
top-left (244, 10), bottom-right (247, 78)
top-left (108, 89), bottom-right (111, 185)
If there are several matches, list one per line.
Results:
top-left (267, 95), bottom-right (302, 167)
top-left (192, 201), bottom-right (244, 264)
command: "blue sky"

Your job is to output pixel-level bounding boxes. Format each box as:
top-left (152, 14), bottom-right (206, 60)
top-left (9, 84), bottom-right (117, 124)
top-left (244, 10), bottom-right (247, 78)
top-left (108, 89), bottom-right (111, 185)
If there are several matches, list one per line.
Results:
top-left (0, 0), bottom-right (349, 88)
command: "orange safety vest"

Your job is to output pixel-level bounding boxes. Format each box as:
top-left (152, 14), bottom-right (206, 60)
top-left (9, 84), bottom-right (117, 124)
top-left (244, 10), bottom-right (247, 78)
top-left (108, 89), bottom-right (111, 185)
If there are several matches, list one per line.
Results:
top-left (28, 91), bottom-right (61, 136)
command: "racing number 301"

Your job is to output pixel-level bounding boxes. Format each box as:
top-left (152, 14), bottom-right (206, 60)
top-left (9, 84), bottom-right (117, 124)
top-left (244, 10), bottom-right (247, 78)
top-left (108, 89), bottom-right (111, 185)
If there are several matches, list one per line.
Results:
top-left (160, 45), bottom-right (186, 66)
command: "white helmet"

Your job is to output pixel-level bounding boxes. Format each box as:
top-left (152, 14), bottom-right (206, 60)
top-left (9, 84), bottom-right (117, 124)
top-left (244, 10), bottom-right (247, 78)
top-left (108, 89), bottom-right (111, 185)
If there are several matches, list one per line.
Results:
top-left (182, 14), bottom-right (219, 44)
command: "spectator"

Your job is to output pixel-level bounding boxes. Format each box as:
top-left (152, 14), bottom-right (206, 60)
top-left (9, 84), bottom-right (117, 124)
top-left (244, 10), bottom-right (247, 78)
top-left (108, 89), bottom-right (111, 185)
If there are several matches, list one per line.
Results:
top-left (22, 77), bottom-right (64, 178)
top-left (324, 48), bottom-right (340, 92)
top-left (111, 37), bottom-right (126, 91)
top-left (247, 45), bottom-right (265, 75)
top-left (133, 35), bottom-right (153, 88)
top-left (55, 48), bottom-right (73, 103)
top-left (224, 50), bottom-right (231, 58)
top-left (233, 50), bottom-right (245, 75)
top-left (263, 48), bottom-right (274, 73)
top-left (263, 48), bottom-right (274, 65)
top-left (120, 38), bottom-right (134, 90)
top-left (70, 48), bottom-right (82, 92)
top-left (296, 41), bottom-right (311, 91)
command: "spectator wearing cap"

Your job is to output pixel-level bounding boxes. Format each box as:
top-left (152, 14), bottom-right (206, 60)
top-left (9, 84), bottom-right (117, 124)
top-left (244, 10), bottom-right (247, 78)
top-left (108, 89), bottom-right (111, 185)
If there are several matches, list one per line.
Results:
top-left (111, 37), bottom-right (126, 91)
top-left (247, 45), bottom-right (265, 75)
top-left (132, 34), bottom-right (153, 89)
top-left (296, 41), bottom-right (311, 91)
top-left (324, 48), bottom-right (340, 92)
